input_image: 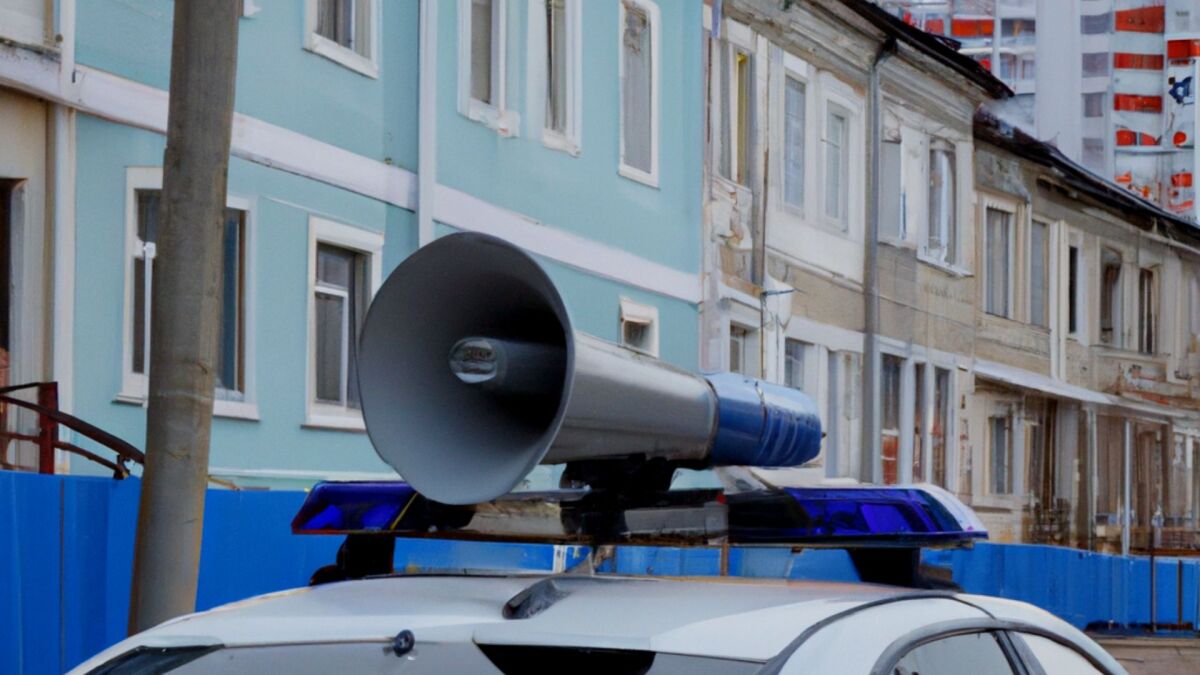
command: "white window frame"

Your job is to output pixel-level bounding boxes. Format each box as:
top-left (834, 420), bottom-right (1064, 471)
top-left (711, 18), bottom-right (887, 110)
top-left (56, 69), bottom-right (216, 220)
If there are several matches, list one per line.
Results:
top-left (304, 0), bottom-right (381, 79)
top-left (118, 167), bottom-right (259, 421)
top-left (715, 19), bottom-right (755, 187)
top-left (779, 67), bottom-right (809, 215)
top-left (305, 215), bottom-right (384, 431)
top-left (981, 196), bottom-right (1018, 319)
top-left (617, 0), bottom-right (661, 187)
top-left (535, 0), bottom-right (582, 155)
top-left (922, 139), bottom-right (958, 266)
top-left (816, 78), bottom-right (863, 236)
top-left (618, 297), bottom-right (659, 357)
top-left (459, 0), bottom-right (518, 135)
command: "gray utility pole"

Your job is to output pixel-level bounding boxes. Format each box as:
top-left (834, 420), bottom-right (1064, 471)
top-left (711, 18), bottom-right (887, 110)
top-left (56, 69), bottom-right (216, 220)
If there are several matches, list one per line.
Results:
top-left (128, 1), bottom-right (240, 634)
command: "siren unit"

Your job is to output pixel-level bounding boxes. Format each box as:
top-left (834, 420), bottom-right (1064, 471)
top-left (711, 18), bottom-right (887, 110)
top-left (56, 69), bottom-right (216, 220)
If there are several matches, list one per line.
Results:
top-left (356, 232), bottom-right (822, 505)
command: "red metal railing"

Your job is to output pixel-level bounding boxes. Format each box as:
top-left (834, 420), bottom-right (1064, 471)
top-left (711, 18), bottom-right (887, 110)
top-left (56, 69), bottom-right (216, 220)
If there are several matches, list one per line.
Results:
top-left (0, 382), bottom-right (145, 478)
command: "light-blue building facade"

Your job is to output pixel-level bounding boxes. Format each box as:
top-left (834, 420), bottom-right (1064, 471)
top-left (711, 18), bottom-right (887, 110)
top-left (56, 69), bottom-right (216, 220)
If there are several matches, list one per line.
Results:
top-left (0, 0), bottom-right (704, 487)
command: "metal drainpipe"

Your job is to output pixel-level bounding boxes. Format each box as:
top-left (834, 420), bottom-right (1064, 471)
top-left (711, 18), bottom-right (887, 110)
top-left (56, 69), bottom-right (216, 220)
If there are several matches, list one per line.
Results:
top-left (862, 37), bottom-right (897, 484)
top-left (417, 0), bottom-right (438, 247)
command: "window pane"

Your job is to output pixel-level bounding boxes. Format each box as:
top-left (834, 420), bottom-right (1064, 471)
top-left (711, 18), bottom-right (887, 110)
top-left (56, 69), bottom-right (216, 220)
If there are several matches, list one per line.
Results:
top-left (346, 252), bottom-right (366, 409)
top-left (784, 76), bottom-right (806, 208)
top-left (933, 368), bottom-right (950, 487)
top-left (730, 325), bottom-right (747, 375)
top-left (928, 148), bottom-right (956, 263)
top-left (881, 355), bottom-right (902, 485)
top-left (1068, 246), bottom-right (1079, 333)
top-left (1030, 221), bottom-right (1047, 328)
top-left (1083, 93), bottom-right (1105, 118)
top-left (1017, 634), bottom-right (1103, 675)
top-left (316, 0), bottom-right (354, 49)
top-left (622, 3), bottom-right (653, 173)
top-left (1082, 52), bottom-right (1109, 77)
top-left (471, 0), bottom-right (494, 104)
top-left (1100, 248), bottom-right (1122, 346)
top-left (986, 208), bottom-right (1011, 317)
top-left (215, 209), bottom-right (244, 394)
top-left (734, 51), bottom-right (751, 185)
top-left (991, 415), bottom-right (1012, 494)
top-left (913, 363), bottom-right (925, 480)
top-left (132, 257), bottom-right (146, 374)
top-left (784, 339), bottom-right (805, 390)
top-left (546, 0), bottom-right (568, 133)
top-left (1139, 268), bottom-right (1156, 354)
top-left (315, 291), bottom-right (345, 404)
top-left (893, 632), bottom-right (1016, 675)
top-left (317, 244), bottom-right (355, 288)
top-left (136, 190), bottom-right (160, 244)
top-left (1081, 12), bottom-right (1112, 35)
top-left (825, 110), bottom-right (847, 223)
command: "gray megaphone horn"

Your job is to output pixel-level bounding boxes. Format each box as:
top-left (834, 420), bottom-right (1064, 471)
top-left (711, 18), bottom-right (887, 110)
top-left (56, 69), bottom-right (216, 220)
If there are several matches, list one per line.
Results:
top-left (356, 232), bottom-right (821, 504)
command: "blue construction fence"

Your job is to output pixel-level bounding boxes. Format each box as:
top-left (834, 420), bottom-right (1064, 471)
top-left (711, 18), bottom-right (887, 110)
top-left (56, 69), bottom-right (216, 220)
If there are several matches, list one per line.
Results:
top-left (2, 472), bottom-right (1198, 674)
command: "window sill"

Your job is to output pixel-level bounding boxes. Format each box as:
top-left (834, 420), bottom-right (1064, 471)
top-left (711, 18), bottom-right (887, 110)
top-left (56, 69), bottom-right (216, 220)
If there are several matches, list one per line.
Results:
top-left (879, 236), bottom-right (915, 251)
top-left (113, 392), bottom-right (260, 421)
top-left (916, 252), bottom-right (970, 278)
top-left (464, 101), bottom-right (519, 137)
top-left (303, 412), bottom-right (367, 432)
top-left (305, 33), bottom-right (379, 79)
top-left (542, 130), bottom-right (581, 157)
top-left (971, 495), bottom-right (1024, 511)
top-left (618, 163), bottom-right (659, 189)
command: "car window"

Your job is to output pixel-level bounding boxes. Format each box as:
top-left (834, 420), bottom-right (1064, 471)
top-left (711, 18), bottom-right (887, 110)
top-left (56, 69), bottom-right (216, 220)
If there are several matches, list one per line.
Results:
top-left (1015, 633), bottom-right (1105, 675)
top-left (892, 631), bottom-right (1016, 675)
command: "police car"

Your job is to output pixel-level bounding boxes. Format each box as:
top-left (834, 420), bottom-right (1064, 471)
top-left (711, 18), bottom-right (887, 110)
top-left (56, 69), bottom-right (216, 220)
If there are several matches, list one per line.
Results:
top-left (74, 234), bottom-right (1127, 673)
top-left (73, 483), bottom-right (1126, 674)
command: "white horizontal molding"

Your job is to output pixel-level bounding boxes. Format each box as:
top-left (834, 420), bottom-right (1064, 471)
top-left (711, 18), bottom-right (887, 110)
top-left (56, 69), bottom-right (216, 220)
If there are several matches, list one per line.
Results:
top-left (434, 184), bottom-right (702, 304)
top-left (0, 49), bottom-right (698, 304)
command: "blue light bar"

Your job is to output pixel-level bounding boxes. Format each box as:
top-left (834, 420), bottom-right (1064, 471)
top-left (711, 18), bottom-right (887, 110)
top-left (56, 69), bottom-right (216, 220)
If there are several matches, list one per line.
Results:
top-left (727, 485), bottom-right (987, 545)
top-left (292, 482), bottom-right (986, 549)
top-left (292, 481), bottom-right (419, 534)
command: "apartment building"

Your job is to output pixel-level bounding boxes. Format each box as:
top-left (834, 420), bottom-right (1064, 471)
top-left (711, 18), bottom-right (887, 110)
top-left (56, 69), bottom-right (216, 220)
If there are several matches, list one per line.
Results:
top-left (0, 0), bottom-right (704, 489)
top-left (880, 0), bottom-right (1200, 226)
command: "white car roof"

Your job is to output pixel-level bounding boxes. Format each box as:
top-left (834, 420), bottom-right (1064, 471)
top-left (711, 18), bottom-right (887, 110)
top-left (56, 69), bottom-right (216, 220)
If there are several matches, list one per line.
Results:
top-left (72, 574), bottom-right (1116, 673)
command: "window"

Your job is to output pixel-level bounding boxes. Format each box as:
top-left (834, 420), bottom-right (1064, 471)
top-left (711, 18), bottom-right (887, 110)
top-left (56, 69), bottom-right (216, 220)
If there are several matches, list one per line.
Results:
top-left (619, 298), bottom-right (659, 357)
top-left (1029, 220), bottom-right (1048, 328)
top-left (913, 363), bottom-right (925, 480)
top-left (881, 354), bottom-right (902, 485)
top-left (1016, 634), bottom-right (1104, 675)
top-left (1081, 12), bottom-right (1112, 35)
top-left (1139, 267), bottom-right (1157, 354)
top-left (543, 0), bottom-right (579, 148)
top-left (990, 414), bottom-right (1014, 495)
top-left (783, 76), bottom-right (806, 209)
top-left (314, 245), bottom-right (367, 409)
top-left (719, 45), bottom-right (753, 185)
top-left (1068, 245), bottom-right (1079, 335)
top-left (784, 339), bottom-right (806, 391)
top-left (123, 169), bottom-right (254, 418)
top-left (619, 0), bottom-right (659, 185)
top-left (891, 632), bottom-right (1016, 675)
top-left (985, 207), bottom-right (1013, 318)
top-left (1083, 93), bottom-right (1106, 118)
top-left (1100, 247), bottom-right (1122, 346)
top-left (470, 0), bottom-right (501, 106)
top-left (825, 351), bottom-right (841, 477)
top-left (306, 0), bottom-right (378, 77)
top-left (729, 325), bottom-right (749, 375)
top-left (1082, 138), bottom-right (1106, 173)
top-left (932, 367), bottom-right (951, 487)
top-left (823, 105), bottom-right (850, 228)
top-left (927, 144), bottom-right (957, 264)
top-left (307, 217), bottom-right (383, 428)
top-left (1082, 52), bottom-right (1109, 78)
top-left (880, 140), bottom-right (903, 240)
